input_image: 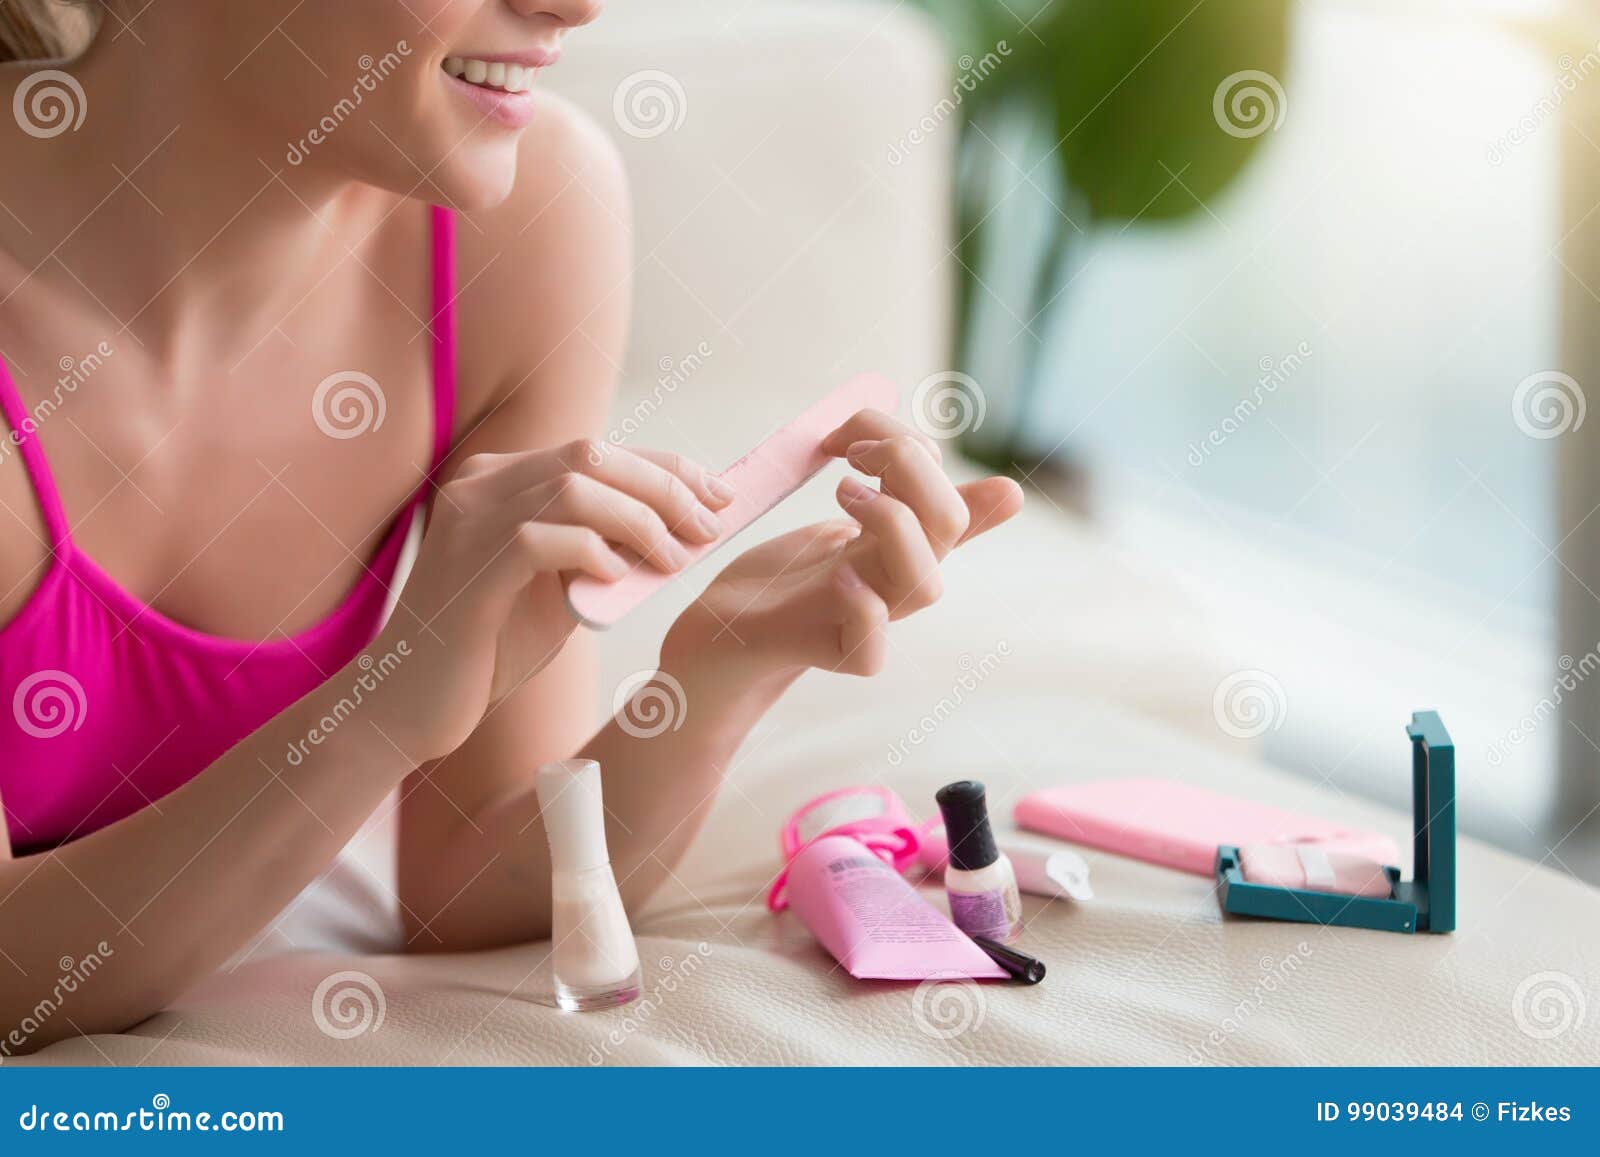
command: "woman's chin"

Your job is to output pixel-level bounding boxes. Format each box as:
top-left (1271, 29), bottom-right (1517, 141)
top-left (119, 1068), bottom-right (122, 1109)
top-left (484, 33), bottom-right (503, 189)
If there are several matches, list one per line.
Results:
top-left (424, 147), bottom-right (521, 212)
top-left (311, 126), bottom-right (522, 212)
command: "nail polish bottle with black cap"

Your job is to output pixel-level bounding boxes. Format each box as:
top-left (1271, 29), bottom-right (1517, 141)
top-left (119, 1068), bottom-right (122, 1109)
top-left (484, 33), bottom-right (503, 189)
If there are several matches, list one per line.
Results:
top-left (935, 780), bottom-right (1022, 943)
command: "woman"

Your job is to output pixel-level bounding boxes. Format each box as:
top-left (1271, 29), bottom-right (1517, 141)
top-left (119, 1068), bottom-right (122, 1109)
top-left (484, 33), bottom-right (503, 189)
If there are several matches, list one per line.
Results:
top-left (0, 0), bottom-right (1022, 1051)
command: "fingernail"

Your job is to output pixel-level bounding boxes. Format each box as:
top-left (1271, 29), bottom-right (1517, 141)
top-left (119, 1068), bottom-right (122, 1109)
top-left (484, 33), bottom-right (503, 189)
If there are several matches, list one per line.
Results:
top-left (706, 474), bottom-right (735, 505)
top-left (835, 563), bottom-right (867, 590)
top-left (839, 476), bottom-right (876, 504)
top-left (605, 550), bottom-right (630, 579)
top-left (845, 439), bottom-right (877, 463)
top-left (694, 506), bottom-right (723, 537)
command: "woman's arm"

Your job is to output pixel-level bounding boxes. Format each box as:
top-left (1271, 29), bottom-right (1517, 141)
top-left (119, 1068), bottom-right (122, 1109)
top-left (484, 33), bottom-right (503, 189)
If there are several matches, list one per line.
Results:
top-left (387, 96), bottom-right (773, 943)
top-left (0, 99), bottom-right (727, 1053)
top-left (394, 97), bottom-right (635, 941)
top-left (399, 655), bottom-right (797, 951)
top-left (0, 651), bottom-right (421, 1055)
top-left (397, 468), bottom-right (1024, 954)
top-left (394, 101), bottom-right (1026, 950)
top-left (0, 414), bottom-right (729, 1054)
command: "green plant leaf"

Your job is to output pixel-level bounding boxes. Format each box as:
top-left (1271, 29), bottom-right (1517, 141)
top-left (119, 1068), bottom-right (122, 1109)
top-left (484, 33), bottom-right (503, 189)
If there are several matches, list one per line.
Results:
top-left (913, 0), bottom-right (1290, 223)
top-left (1020, 0), bottom-right (1290, 222)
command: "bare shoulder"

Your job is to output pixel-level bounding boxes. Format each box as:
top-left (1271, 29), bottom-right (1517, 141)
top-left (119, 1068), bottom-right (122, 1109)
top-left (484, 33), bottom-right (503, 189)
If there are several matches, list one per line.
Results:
top-left (449, 95), bottom-right (631, 447)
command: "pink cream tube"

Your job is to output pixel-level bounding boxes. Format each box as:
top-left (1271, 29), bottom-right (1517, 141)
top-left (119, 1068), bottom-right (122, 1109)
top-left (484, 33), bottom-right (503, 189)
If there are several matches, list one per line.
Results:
top-left (785, 835), bottom-right (1006, 981)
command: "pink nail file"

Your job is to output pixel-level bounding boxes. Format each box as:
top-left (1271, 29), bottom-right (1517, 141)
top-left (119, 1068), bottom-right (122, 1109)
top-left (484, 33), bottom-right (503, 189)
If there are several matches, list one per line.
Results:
top-left (565, 372), bottom-right (900, 630)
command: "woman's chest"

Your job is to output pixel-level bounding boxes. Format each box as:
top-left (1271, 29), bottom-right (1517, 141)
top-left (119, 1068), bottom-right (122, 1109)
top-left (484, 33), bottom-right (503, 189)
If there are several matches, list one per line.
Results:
top-left (0, 311), bottom-right (439, 641)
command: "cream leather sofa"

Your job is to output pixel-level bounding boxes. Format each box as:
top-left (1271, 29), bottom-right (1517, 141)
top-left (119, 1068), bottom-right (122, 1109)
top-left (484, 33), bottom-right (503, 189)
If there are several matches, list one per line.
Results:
top-left (16, 0), bottom-right (1600, 1067)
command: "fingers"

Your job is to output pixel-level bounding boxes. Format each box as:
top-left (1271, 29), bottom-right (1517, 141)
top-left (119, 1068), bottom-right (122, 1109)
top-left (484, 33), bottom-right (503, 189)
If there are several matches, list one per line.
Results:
top-left (832, 564), bottom-right (890, 676)
top-left (511, 523), bottom-right (629, 584)
top-left (842, 436), bottom-right (969, 555)
top-left (721, 540), bottom-right (889, 677)
top-left (818, 480), bottom-right (1015, 668)
top-left (515, 473), bottom-right (693, 574)
top-left (836, 476), bottom-right (941, 615)
top-left (752, 560), bottom-right (887, 676)
top-left (820, 408), bottom-right (942, 462)
top-left (832, 473), bottom-right (1022, 622)
top-left (953, 477), bottom-right (1025, 547)
top-left (626, 446), bottom-right (736, 511)
top-left (561, 443), bottom-right (726, 545)
top-left (459, 442), bottom-right (728, 545)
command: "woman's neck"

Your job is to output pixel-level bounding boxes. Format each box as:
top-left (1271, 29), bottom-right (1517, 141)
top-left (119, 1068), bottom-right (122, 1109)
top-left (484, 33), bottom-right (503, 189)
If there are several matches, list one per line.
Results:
top-left (0, 34), bottom-right (401, 367)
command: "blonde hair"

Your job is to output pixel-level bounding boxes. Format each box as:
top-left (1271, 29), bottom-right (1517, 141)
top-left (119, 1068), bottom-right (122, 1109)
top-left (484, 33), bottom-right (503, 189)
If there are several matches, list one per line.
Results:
top-left (0, 0), bottom-right (99, 63)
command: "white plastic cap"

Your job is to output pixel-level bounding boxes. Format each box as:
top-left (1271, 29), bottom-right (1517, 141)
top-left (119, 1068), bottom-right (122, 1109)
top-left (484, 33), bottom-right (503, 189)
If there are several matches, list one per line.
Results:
top-left (535, 759), bottom-right (613, 873)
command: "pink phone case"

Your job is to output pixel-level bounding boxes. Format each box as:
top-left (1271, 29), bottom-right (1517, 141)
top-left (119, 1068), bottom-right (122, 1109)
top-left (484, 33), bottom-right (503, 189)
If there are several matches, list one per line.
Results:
top-left (1013, 778), bottom-right (1400, 877)
top-left (565, 373), bottom-right (900, 629)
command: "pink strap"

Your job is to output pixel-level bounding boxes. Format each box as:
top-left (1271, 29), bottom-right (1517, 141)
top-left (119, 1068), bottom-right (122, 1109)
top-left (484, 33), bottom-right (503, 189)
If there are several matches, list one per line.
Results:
top-left (767, 785), bottom-right (934, 911)
top-left (427, 205), bottom-right (457, 480)
top-left (0, 355), bottom-right (74, 552)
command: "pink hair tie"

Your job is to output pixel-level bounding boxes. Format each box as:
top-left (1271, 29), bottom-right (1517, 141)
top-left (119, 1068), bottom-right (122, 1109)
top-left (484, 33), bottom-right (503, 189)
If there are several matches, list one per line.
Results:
top-left (767, 786), bottom-right (933, 911)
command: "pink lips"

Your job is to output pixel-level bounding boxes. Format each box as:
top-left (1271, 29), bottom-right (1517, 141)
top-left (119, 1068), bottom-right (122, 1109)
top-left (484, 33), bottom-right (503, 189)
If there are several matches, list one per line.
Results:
top-left (444, 73), bottom-right (538, 129)
top-left (455, 46), bottom-right (561, 68)
top-left (442, 46), bottom-right (559, 129)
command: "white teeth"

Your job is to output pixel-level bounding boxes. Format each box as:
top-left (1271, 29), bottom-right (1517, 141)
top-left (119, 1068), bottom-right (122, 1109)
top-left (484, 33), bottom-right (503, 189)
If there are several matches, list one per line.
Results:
top-left (443, 56), bottom-right (536, 93)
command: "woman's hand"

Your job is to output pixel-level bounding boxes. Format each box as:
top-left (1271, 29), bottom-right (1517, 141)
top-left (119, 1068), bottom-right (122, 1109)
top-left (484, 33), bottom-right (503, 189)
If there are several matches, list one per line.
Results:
top-left (661, 410), bottom-right (1023, 690)
top-left (375, 440), bottom-right (733, 761)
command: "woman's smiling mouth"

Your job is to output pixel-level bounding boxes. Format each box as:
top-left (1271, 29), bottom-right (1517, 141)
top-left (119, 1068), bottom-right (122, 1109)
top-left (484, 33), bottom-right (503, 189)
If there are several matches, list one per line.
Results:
top-left (441, 50), bottom-right (560, 128)
top-left (443, 57), bottom-right (537, 93)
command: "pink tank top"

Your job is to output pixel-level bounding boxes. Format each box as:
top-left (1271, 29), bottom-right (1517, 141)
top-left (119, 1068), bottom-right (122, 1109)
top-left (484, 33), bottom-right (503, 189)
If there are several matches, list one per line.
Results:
top-left (0, 206), bottom-right (457, 854)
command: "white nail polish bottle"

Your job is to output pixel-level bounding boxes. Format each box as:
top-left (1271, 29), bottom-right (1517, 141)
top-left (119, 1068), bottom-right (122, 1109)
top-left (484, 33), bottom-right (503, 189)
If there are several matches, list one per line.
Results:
top-left (936, 780), bottom-right (1023, 943)
top-left (536, 759), bottom-right (642, 1011)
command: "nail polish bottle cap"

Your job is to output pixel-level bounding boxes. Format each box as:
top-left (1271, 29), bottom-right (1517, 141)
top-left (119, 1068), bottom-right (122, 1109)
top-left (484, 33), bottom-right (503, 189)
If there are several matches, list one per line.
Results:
top-left (935, 780), bottom-right (1000, 872)
top-left (536, 759), bottom-right (612, 873)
